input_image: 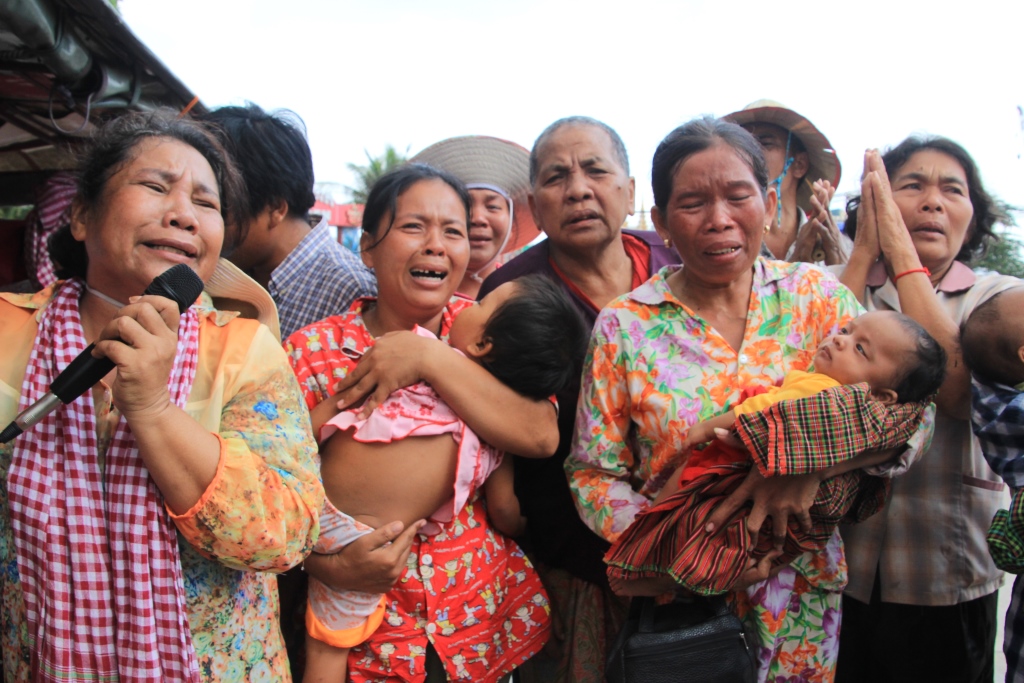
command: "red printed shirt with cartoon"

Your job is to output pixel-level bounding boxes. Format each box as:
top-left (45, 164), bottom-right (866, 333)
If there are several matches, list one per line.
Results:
top-left (286, 297), bottom-right (551, 682)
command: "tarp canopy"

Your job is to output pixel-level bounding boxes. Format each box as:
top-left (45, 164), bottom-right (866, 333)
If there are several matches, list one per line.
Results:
top-left (0, 0), bottom-right (204, 204)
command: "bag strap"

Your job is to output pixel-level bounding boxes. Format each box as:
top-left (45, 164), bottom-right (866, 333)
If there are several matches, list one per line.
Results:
top-left (637, 597), bottom-right (658, 633)
top-left (707, 594), bottom-right (732, 617)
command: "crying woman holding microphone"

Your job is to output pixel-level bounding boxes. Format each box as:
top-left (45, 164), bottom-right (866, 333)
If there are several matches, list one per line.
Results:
top-left (0, 111), bottom-right (322, 682)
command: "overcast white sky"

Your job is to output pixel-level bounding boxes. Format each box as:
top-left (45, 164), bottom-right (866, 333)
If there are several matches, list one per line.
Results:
top-left (120, 0), bottom-right (1024, 222)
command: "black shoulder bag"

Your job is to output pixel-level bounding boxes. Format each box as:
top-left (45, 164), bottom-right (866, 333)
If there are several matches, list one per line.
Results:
top-left (605, 594), bottom-right (757, 683)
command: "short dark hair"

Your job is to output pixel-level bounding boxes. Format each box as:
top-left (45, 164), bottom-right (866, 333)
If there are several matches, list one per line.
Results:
top-left (478, 275), bottom-right (589, 400)
top-left (530, 116), bottom-right (630, 185)
top-left (50, 109), bottom-right (244, 280)
top-left (651, 116), bottom-right (769, 211)
top-left (361, 163), bottom-right (471, 251)
top-left (961, 288), bottom-right (1024, 387)
top-left (890, 313), bottom-right (947, 403)
top-left (201, 103), bottom-right (316, 230)
top-left (844, 136), bottom-right (1004, 264)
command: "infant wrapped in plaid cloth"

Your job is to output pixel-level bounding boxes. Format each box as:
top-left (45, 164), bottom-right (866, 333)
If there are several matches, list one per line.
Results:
top-left (605, 310), bottom-right (946, 596)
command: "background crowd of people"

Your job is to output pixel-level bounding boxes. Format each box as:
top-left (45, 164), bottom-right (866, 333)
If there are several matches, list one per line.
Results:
top-left (0, 97), bottom-right (1021, 683)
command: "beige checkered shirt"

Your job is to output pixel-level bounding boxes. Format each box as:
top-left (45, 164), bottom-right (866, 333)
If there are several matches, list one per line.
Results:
top-left (838, 261), bottom-right (1019, 606)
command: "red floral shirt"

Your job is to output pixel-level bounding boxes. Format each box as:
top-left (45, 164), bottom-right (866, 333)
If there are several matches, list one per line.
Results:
top-left (286, 297), bottom-right (551, 682)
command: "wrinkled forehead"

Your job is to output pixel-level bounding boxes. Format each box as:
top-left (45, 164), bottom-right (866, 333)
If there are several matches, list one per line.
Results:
top-left (468, 185), bottom-right (512, 207)
top-left (894, 149), bottom-right (969, 183)
top-left (537, 124), bottom-right (621, 167)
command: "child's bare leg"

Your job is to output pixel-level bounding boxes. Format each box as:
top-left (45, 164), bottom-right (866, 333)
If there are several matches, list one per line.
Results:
top-left (303, 637), bottom-right (349, 683)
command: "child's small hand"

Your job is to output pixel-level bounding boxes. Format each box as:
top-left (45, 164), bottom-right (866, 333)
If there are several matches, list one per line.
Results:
top-left (714, 427), bottom-right (744, 449)
top-left (682, 422), bottom-right (712, 451)
top-left (683, 411), bottom-right (737, 451)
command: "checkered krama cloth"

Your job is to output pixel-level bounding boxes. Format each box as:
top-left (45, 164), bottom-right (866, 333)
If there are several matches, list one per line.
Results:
top-left (24, 171), bottom-right (77, 289)
top-left (738, 382), bottom-right (927, 519)
top-left (7, 279), bottom-right (201, 682)
top-left (606, 384), bottom-right (927, 595)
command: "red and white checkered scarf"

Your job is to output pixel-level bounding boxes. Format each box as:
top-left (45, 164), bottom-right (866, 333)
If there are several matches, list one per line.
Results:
top-left (8, 278), bottom-right (201, 682)
top-left (25, 171), bottom-right (76, 290)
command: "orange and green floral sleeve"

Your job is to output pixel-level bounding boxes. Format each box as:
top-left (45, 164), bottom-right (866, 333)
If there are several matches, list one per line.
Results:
top-left (566, 308), bottom-right (651, 544)
top-left (172, 322), bottom-right (323, 573)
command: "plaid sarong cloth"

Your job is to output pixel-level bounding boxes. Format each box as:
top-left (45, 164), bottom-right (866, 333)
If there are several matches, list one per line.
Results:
top-left (606, 383), bottom-right (927, 595)
top-left (7, 278), bottom-right (201, 682)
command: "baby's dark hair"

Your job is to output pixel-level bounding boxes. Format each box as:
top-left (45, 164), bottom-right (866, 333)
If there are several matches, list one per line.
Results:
top-left (478, 275), bottom-right (589, 400)
top-left (961, 288), bottom-right (1024, 387)
top-left (890, 313), bottom-right (947, 403)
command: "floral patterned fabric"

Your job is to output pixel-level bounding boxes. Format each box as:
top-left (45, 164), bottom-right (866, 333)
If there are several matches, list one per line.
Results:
top-left (0, 287), bottom-right (324, 683)
top-left (285, 297), bottom-right (550, 683)
top-left (566, 259), bottom-right (862, 681)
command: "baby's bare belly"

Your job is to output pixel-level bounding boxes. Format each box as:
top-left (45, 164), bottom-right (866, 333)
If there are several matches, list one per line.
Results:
top-left (319, 432), bottom-right (458, 529)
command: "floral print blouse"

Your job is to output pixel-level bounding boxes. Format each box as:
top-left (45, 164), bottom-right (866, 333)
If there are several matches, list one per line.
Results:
top-left (566, 259), bottom-right (865, 681)
top-left (0, 288), bottom-right (323, 683)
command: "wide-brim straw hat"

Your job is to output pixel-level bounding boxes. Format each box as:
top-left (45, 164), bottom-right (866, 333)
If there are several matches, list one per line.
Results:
top-left (723, 99), bottom-right (841, 214)
top-left (410, 136), bottom-right (540, 253)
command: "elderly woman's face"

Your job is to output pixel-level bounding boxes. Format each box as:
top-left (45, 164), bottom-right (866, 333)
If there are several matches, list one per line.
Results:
top-left (889, 149), bottom-right (974, 272)
top-left (360, 178), bottom-right (470, 320)
top-left (652, 142), bottom-right (774, 284)
top-left (71, 136), bottom-right (224, 296)
top-left (529, 125), bottom-right (634, 253)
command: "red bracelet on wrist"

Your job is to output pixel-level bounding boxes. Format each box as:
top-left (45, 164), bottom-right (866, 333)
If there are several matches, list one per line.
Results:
top-left (893, 267), bottom-right (930, 282)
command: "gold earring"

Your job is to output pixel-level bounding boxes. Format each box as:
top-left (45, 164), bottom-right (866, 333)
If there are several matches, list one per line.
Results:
top-left (764, 223), bottom-right (771, 235)
top-left (663, 237), bottom-right (672, 248)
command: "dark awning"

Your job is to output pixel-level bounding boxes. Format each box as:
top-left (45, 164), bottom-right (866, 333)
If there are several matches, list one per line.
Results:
top-left (0, 0), bottom-right (205, 202)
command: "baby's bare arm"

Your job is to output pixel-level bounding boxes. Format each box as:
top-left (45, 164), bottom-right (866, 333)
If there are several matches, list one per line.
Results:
top-left (483, 457), bottom-right (526, 538)
top-left (683, 411), bottom-right (737, 450)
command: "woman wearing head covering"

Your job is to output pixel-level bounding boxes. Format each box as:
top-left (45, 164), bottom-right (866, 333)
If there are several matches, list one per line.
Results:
top-left (0, 111), bottom-right (322, 682)
top-left (724, 99), bottom-right (848, 265)
top-left (411, 136), bottom-right (540, 299)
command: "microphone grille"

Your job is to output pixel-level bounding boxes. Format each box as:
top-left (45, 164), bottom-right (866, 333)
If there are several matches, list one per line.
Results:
top-left (145, 264), bottom-right (206, 314)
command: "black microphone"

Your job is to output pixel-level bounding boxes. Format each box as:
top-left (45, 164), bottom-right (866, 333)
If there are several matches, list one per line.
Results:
top-left (0, 264), bottom-right (205, 444)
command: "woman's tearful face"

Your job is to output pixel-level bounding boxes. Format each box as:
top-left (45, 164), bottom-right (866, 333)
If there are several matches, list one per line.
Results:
top-left (71, 136), bottom-right (224, 297)
top-left (360, 177), bottom-right (470, 318)
top-left (654, 141), bottom-right (774, 287)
